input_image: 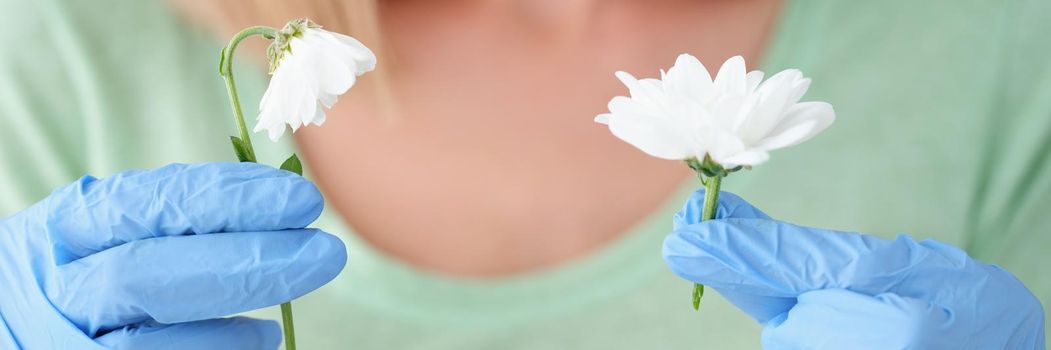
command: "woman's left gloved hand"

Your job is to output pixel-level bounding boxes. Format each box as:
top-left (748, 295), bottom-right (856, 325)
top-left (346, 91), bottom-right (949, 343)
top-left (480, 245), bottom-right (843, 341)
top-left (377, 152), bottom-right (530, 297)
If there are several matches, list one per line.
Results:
top-left (663, 190), bottom-right (1046, 349)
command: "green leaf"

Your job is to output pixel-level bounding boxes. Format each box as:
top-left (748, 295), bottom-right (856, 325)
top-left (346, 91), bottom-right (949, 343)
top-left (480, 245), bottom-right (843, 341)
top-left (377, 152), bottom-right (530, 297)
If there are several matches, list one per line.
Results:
top-left (692, 283), bottom-right (704, 310)
top-left (219, 46), bottom-right (227, 75)
top-left (229, 136), bottom-right (253, 162)
top-left (280, 153), bottom-right (303, 175)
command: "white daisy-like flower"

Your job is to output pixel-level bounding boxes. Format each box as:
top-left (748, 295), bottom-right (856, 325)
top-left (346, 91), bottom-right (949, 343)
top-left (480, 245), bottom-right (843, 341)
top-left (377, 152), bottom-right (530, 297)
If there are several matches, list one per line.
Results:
top-left (595, 54), bottom-right (835, 168)
top-left (255, 19), bottom-right (377, 141)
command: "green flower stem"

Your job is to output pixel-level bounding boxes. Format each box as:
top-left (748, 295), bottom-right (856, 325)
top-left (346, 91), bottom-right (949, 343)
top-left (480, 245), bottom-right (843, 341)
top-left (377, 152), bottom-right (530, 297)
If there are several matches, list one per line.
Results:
top-left (692, 174), bottom-right (722, 310)
top-left (218, 25), bottom-right (299, 350)
top-left (701, 175), bottom-right (722, 225)
top-left (281, 302), bottom-right (296, 348)
top-left (280, 305), bottom-right (296, 349)
top-left (219, 26), bottom-right (277, 163)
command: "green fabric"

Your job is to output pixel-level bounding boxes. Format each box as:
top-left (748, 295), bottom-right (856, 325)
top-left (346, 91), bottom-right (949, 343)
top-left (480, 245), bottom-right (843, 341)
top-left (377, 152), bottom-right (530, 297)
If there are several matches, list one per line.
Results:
top-left (2, 0), bottom-right (1049, 348)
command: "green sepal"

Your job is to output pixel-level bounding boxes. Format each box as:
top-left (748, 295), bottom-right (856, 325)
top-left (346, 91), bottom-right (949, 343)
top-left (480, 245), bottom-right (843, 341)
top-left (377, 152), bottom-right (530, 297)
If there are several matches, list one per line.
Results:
top-left (280, 153), bottom-right (303, 176)
top-left (684, 155), bottom-right (747, 179)
top-left (685, 158), bottom-right (704, 173)
top-left (229, 136), bottom-right (253, 162)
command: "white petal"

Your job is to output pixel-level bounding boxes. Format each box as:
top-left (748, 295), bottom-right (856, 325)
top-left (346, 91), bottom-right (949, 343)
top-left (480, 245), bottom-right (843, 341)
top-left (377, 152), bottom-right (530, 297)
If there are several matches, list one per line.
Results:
top-left (785, 77), bottom-right (812, 110)
top-left (664, 54), bottom-right (713, 99)
top-left (259, 61), bottom-right (291, 115)
top-left (753, 101), bottom-right (835, 151)
top-left (252, 27), bottom-right (376, 142)
top-left (254, 106), bottom-right (287, 142)
top-left (310, 30), bottom-right (373, 77)
top-left (713, 56), bottom-right (747, 96)
top-left (745, 70), bottom-right (764, 93)
top-left (311, 102), bottom-right (327, 126)
top-left (638, 78), bottom-right (665, 95)
top-left (614, 71), bottom-right (641, 93)
top-left (698, 124), bottom-right (746, 162)
top-left (266, 126), bottom-right (284, 142)
top-left (318, 92), bottom-right (338, 109)
top-left (728, 92), bottom-right (762, 132)
top-left (298, 33), bottom-right (355, 96)
top-left (758, 68), bottom-right (803, 90)
top-left (608, 117), bottom-right (693, 159)
top-left (256, 66), bottom-right (295, 141)
top-left (738, 69), bottom-right (806, 144)
top-left (615, 71), bottom-right (663, 102)
top-left (717, 150), bottom-right (770, 167)
top-left (283, 60), bottom-right (316, 129)
top-left (605, 97), bottom-right (694, 159)
top-left (594, 114), bottom-right (611, 124)
top-left (322, 30), bottom-right (377, 74)
top-left (615, 72), bottom-right (680, 125)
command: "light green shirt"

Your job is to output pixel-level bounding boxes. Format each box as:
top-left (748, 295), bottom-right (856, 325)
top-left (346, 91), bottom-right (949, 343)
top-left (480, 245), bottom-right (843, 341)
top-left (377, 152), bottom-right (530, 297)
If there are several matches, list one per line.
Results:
top-left (2, 0), bottom-right (1049, 348)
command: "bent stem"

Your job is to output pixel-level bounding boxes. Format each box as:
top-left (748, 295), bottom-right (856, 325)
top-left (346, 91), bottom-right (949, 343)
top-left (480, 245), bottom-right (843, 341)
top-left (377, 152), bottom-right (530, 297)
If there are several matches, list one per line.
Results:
top-left (219, 25), bottom-right (299, 350)
top-left (692, 174), bottom-right (722, 310)
top-left (220, 26), bottom-right (276, 163)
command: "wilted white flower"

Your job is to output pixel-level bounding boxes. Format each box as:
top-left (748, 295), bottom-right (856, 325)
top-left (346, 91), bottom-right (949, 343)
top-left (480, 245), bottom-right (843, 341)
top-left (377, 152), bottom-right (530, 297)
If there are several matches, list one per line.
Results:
top-left (255, 19), bottom-right (377, 141)
top-left (595, 54), bottom-right (834, 167)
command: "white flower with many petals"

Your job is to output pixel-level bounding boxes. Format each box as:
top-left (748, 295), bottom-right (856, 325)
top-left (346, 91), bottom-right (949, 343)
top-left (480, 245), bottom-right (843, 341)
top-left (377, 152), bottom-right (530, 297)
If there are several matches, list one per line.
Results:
top-left (255, 19), bottom-right (377, 141)
top-left (595, 54), bottom-right (834, 168)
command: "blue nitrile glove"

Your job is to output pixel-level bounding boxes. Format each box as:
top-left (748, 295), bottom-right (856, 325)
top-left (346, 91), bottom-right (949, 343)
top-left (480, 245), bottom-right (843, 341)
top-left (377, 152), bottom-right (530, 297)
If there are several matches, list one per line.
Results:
top-left (663, 190), bottom-right (1045, 350)
top-left (0, 162), bottom-right (347, 350)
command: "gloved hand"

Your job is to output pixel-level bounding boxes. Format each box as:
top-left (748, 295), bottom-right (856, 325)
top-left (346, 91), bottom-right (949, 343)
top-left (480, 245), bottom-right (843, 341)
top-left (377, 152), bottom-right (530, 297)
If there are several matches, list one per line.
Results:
top-left (663, 190), bottom-right (1045, 349)
top-left (0, 162), bottom-right (347, 350)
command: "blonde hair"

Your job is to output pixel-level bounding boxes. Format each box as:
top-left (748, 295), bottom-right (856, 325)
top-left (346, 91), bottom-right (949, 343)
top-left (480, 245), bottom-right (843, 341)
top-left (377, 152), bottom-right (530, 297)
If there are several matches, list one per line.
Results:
top-left (170, 0), bottom-right (394, 111)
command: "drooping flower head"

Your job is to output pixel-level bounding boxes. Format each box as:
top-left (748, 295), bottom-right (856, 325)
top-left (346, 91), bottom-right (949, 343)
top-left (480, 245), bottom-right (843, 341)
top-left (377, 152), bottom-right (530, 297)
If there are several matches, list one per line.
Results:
top-left (256, 18), bottom-right (377, 141)
top-left (595, 54), bottom-right (834, 168)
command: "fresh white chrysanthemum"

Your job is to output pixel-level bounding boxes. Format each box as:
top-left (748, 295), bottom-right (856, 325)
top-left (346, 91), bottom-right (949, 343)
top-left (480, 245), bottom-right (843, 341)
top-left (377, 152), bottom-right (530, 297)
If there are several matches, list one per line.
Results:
top-left (595, 54), bottom-right (835, 168)
top-left (255, 19), bottom-right (377, 141)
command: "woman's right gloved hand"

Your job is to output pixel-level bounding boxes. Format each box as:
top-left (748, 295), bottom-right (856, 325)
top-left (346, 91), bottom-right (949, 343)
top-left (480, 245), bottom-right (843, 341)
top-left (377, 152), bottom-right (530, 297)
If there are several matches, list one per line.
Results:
top-left (0, 162), bottom-right (347, 350)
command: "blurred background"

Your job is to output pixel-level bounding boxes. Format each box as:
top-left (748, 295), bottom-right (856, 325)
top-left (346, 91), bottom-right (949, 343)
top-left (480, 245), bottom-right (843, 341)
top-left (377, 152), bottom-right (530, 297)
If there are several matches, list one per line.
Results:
top-left (1, 0), bottom-right (1049, 348)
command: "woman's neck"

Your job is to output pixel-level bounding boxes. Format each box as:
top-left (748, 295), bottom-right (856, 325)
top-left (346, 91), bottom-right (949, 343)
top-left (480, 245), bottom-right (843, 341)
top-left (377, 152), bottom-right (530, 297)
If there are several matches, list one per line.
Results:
top-left (293, 0), bottom-right (782, 278)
